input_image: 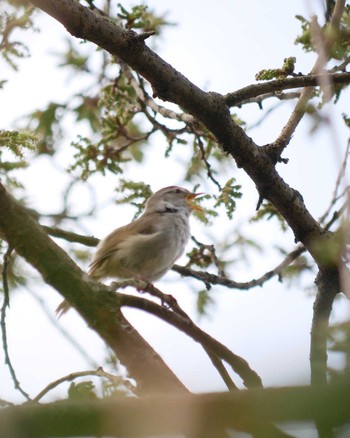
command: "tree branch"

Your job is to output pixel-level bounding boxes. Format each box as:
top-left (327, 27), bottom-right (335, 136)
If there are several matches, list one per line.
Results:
top-left (1, 246), bottom-right (31, 400)
top-left (33, 367), bottom-right (135, 402)
top-left (41, 225), bottom-right (99, 246)
top-left (173, 245), bottom-right (306, 290)
top-left (223, 72), bottom-right (350, 107)
top-left (311, 269), bottom-right (340, 386)
top-left (1, 383), bottom-right (349, 437)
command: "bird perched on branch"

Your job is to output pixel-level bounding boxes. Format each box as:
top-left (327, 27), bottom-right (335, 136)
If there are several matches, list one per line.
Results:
top-left (56, 186), bottom-right (203, 316)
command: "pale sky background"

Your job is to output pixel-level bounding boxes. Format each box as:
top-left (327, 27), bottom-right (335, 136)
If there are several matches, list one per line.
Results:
top-left (1, 1), bottom-right (350, 436)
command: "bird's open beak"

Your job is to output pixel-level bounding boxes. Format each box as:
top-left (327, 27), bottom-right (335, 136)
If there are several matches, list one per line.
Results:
top-left (186, 192), bottom-right (204, 212)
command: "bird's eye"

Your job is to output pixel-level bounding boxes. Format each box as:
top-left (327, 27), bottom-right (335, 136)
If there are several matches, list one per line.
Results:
top-left (174, 188), bottom-right (181, 194)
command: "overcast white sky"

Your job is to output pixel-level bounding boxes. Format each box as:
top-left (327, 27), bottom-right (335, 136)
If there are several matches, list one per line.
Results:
top-left (1, 2), bottom-right (350, 436)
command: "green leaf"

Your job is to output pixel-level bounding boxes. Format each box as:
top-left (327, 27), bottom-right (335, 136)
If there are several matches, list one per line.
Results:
top-left (250, 201), bottom-right (287, 231)
top-left (68, 381), bottom-right (97, 400)
top-left (214, 178), bottom-right (242, 219)
top-left (196, 289), bottom-right (214, 317)
top-left (115, 180), bottom-right (152, 218)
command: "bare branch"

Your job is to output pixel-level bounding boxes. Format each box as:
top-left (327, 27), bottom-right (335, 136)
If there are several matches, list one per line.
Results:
top-left (223, 72), bottom-right (350, 107)
top-left (33, 367), bottom-right (136, 402)
top-left (1, 246), bottom-right (31, 400)
top-left (173, 245), bottom-right (306, 290)
top-left (41, 225), bottom-right (99, 247)
top-left (319, 140), bottom-right (350, 225)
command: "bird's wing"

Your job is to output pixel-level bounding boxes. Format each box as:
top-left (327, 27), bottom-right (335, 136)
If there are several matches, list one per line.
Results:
top-left (88, 216), bottom-right (160, 276)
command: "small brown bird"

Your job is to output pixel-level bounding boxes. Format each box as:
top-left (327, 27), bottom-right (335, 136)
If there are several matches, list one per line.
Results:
top-left (56, 186), bottom-right (203, 315)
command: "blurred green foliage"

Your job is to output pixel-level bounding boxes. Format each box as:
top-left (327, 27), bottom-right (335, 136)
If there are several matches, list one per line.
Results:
top-left (0, 3), bottom-right (35, 70)
top-left (295, 6), bottom-right (350, 60)
top-left (214, 178), bottom-right (242, 220)
top-left (0, 130), bottom-right (37, 186)
top-left (68, 381), bottom-right (97, 400)
top-left (250, 201), bottom-right (288, 231)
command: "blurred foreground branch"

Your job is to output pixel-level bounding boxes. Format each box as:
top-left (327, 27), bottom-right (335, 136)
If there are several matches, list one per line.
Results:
top-left (0, 383), bottom-right (349, 437)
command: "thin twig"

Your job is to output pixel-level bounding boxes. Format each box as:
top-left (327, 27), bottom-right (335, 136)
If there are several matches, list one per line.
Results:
top-left (42, 225), bottom-right (99, 246)
top-left (33, 367), bottom-right (135, 402)
top-left (174, 245), bottom-right (306, 290)
top-left (319, 139), bottom-right (350, 225)
top-left (1, 246), bottom-right (31, 400)
top-left (196, 135), bottom-right (222, 190)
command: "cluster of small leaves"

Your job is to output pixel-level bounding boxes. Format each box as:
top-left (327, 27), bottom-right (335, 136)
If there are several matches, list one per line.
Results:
top-left (282, 254), bottom-right (313, 283)
top-left (69, 135), bottom-right (127, 180)
top-left (311, 229), bottom-right (347, 267)
top-left (295, 7), bottom-right (350, 61)
top-left (332, 82), bottom-right (349, 105)
top-left (57, 39), bottom-right (90, 73)
top-left (0, 130), bottom-right (37, 186)
top-left (66, 377), bottom-right (130, 401)
top-left (193, 197), bottom-right (217, 225)
top-left (343, 113), bottom-right (350, 129)
top-left (0, 129), bottom-right (36, 155)
top-left (68, 73), bottom-right (149, 179)
top-left (101, 378), bottom-right (130, 398)
top-left (73, 95), bottom-right (100, 132)
top-left (186, 237), bottom-right (226, 276)
top-left (117, 3), bottom-right (169, 33)
top-left (328, 320), bottom-right (350, 382)
top-left (255, 57), bottom-right (297, 81)
top-left (0, 248), bottom-right (28, 294)
top-left (186, 245), bottom-right (216, 271)
top-left (68, 381), bottom-right (97, 400)
top-left (250, 201), bottom-right (288, 231)
top-left (196, 289), bottom-right (215, 317)
top-left (294, 15), bottom-right (314, 53)
top-left (231, 113), bottom-right (247, 129)
top-left (84, 76), bottom-right (148, 164)
top-left (0, 3), bottom-right (35, 70)
top-left (99, 78), bottom-right (140, 138)
top-left (115, 179), bottom-right (152, 218)
top-left (213, 178), bottom-right (242, 220)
